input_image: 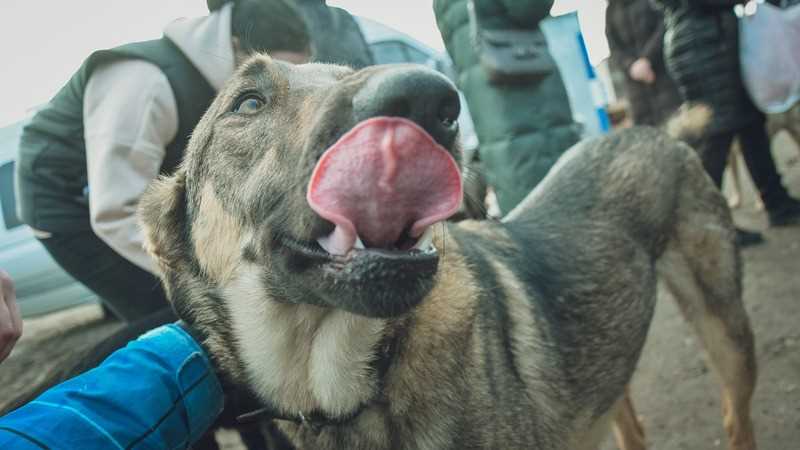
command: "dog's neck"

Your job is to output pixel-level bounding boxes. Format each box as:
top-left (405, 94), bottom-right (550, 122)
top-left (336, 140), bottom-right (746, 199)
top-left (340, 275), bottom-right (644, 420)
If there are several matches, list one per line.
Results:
top-left (236, 326), bottom-right (399, 428)
top-left (223, 264), bottom-right (391, 418)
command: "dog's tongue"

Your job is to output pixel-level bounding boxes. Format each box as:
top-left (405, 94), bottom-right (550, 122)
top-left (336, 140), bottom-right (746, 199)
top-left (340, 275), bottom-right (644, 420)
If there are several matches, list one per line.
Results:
top-left (307, 117), bottom-right (462, 254)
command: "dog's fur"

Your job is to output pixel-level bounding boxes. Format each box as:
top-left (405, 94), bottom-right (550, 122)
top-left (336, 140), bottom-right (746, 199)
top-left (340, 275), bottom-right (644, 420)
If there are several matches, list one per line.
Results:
top-left (139, 55), bottom-right (757, 450)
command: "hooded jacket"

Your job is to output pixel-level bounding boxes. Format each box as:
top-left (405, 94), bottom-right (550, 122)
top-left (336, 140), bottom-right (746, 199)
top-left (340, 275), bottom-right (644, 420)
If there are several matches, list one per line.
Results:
top-left (16, 5), bottom-right (235, 273)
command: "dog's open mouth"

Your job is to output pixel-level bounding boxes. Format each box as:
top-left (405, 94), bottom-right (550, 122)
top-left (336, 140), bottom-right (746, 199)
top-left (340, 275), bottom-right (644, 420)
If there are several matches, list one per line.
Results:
top-left (306, 117), bottom-right (463, 258)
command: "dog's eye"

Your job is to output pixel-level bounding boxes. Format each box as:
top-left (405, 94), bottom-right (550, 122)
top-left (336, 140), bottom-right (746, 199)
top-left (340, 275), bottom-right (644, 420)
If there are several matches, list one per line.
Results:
top-left (233, 93), bottom-right (266, 114)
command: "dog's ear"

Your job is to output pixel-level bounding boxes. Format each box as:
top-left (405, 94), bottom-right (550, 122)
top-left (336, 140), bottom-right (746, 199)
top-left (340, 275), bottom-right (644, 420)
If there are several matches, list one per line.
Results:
top-left (139, 170), bottom-right (188, 277)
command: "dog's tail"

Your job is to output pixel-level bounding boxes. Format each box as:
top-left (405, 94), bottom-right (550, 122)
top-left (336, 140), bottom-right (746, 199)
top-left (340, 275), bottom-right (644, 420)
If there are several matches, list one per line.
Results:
top-left (664, 103), bottom-right (712, 142)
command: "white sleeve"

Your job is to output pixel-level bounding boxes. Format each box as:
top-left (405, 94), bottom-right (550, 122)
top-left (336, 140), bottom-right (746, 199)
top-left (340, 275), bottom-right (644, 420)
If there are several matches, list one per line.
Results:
top-left (84, 59), bottom-right (179, 274)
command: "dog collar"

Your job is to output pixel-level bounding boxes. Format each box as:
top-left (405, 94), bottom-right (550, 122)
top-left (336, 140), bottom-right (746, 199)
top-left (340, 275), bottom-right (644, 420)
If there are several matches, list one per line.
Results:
top-left (236, 402), bottom-right (365, 432)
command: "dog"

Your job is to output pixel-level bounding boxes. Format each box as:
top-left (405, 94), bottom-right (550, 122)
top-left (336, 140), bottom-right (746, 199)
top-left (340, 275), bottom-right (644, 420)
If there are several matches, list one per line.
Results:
top-left (138, 55), bottom-right (758, 450)
top-left (727, 101), bottom-right (800, 210)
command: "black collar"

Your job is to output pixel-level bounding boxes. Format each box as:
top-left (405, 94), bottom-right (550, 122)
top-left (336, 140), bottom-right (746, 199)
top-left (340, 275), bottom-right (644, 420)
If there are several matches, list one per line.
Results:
top-left (236, 328), bottom-right (398, 430)
top-left (236, 402), bottom-right (363, 431)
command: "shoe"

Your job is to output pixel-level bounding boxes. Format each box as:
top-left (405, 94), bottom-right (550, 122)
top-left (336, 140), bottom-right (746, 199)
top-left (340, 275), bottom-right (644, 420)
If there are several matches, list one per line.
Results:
top-left (768, 198), bottom-right (800, 227)
top-left (735, 228), bottom-right (764, 247)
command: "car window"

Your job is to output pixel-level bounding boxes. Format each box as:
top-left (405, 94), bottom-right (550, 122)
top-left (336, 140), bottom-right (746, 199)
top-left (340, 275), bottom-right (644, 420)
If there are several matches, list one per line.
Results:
top-left (370, 41), bottom-right (411, 65)
top-left (0, 161), bottom-right (23, 230)
top-left (404, 46), bottom-right (432, 65)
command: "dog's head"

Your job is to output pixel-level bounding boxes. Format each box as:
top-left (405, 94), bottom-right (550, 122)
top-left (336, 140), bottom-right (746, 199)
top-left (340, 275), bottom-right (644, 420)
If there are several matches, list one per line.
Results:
top-left (140, 55), bottom-right (463, 325)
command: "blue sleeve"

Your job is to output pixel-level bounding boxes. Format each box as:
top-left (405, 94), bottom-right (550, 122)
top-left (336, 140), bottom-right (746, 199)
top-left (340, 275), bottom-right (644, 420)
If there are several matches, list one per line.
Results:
top-left (0, 323), bottom-right (224, 450)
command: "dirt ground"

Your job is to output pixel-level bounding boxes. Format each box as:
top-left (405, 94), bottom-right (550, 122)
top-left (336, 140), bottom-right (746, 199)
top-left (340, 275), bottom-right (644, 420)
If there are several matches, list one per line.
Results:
top-left (1, 133), bottom-right (798, 449)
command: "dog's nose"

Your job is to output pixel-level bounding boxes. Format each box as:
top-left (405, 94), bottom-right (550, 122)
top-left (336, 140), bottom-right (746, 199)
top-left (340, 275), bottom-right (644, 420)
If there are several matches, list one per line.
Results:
top-left (352, 66), bottom-right (461, 148)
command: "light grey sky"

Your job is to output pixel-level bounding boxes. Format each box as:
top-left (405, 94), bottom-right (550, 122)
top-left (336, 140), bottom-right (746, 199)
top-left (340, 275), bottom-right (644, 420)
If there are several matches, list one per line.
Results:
top-left (0, 0), bottom-right (608, 126)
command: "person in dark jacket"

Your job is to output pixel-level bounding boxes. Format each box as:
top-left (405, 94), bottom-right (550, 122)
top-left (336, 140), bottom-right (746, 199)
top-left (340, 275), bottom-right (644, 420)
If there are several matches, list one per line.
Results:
top-left (293, 0), bottom-right (374, 68)
top-left (654, 0), bottom-right (800, 239)
top-left (15, 0), bottom-right (310, 322)
top-left (434, 0), bottom-right (580, 215)
top-left (606, 0), bottom-right (681, 126)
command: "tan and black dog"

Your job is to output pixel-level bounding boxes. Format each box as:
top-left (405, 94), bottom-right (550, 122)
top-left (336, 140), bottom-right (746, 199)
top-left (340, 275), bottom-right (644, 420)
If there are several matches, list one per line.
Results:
top-left (139, 55), bottom-right (757, 450)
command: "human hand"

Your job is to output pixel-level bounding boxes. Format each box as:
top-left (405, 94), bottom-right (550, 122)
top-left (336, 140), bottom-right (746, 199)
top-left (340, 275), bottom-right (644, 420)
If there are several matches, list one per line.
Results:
top-left (629, 58), bottom-right (656, 84)
top-left (0, 270), bottom-right (22, 363)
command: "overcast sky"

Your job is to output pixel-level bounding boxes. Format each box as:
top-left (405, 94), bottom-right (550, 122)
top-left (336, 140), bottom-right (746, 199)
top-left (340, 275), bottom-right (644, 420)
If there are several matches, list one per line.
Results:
top-left (0, 0), bottom-right (608, 126)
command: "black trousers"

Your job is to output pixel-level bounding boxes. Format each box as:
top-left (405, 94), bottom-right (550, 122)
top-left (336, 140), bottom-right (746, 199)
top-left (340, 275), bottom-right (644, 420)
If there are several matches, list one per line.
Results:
top-left (38, 230), bottom-right (168, 322)
top-left (697, 120), bottom-right (791, 211)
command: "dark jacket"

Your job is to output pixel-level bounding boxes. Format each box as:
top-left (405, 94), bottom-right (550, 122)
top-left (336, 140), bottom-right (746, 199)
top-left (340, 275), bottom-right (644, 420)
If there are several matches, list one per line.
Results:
top-left (294, 0), bottom-right (374, 68)
top-left (653, 0), bottom-right (764, 134)
top-left (434, 0), bottom-right (580, 214)
top-left (606, 0), bottom-right (681, 125)
top-left (15, 38), bottom-right (215, 232)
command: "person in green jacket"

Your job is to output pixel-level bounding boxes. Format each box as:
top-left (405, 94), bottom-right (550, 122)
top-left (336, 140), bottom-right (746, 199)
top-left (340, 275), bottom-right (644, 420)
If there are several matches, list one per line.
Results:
top-left (434, 0), bottom-right (580, 215)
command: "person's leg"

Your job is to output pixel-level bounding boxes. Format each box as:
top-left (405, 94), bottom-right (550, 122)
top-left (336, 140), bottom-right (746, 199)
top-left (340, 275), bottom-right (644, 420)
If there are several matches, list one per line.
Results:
top-left (737, 120), bottom-right (800, 226)
top-left (38, 231), bottom-right (168, 322)
top-left (697, 131), bottom-right (736, 189)
top-left (694, 131), bottom-right (763, 246)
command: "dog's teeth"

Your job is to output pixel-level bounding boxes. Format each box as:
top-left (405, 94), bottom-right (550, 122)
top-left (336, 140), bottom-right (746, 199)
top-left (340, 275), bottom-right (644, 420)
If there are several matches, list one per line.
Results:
top-left (317, 226), bottom-right (356, 255)
top-left (412, 227), bottom-right (435, 251)
top-left (317, 236), bottom-right (336, 255)
top-left (354, 236), bottom-right (366, 249)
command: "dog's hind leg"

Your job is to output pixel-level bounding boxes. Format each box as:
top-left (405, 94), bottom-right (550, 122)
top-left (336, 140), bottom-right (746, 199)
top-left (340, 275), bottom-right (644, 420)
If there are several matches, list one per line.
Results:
top-left (658, 161), bottom-right (757, 450)
top-left (659, 249), bottom-right (757, 450)
top-left (612, 385), bottom-right (646, 450)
